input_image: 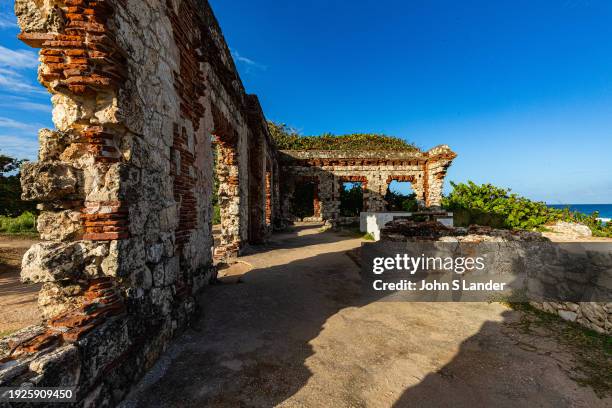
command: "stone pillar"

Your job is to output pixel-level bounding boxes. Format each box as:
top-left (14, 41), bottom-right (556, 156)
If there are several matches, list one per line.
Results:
top-left (424, 145), bottom-right (457, 208)
top-left (367, 174), bottom-right (387, 212)
top-left (215, 141), bottom-right (242, 257)
top-left (318, 171), bottom-right (335, 220)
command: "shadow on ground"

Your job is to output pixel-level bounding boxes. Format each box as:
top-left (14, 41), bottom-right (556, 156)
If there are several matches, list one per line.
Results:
top-left (123, 224), bottom-right (610, 408)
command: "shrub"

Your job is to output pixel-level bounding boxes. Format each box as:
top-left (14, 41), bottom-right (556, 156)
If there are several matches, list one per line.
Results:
top-left (0, 153), bottom-right (36, 217)
top-left (339, 183), bottom-right (364, 217)
top-left (385, 190), bottom-right (418, 212)
top-left (442, 181), bottom-right (611, 237)
top-left (0, 211), bottom-right (37, 234)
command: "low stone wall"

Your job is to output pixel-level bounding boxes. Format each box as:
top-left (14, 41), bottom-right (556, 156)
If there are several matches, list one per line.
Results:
top-left (531, 302), bottom-right (611, 334)
top-left (380, 220), bottom-right (612, 334)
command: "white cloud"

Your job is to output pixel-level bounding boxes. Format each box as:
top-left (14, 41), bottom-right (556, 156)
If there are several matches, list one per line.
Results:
top-left (0, 66), bottom-right (47, 95)
top-left (231, 50), bottom-right (267, 71)
top-left (0, 116), bottom-right (43, 133)
top-left (0, 45), bottom-right (38, 69)
top-left (13, 101), bottom-right (52, 113)
top-left (0, 45), bottom-right (46, 95)
top-left (0, 15), bottom-right (17, 29)
top-left (0, 134), bottom-right (38, 161)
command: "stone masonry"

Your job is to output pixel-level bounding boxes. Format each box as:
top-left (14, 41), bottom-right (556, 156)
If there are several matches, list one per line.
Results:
top-left (278, 146), bottom-right (457, 223)
top-left (1, 1), bottom-right (457, 406)
top-left (1, 1), bottom-right (278, 406)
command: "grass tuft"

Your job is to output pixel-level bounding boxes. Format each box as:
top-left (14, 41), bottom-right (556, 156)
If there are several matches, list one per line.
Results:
top-left (0, 212), bottom-right (36, 234)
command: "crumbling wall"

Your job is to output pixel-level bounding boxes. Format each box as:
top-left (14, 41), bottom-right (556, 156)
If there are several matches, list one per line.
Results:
top-left (279, 146), bottom-right (456, 223)
top-left (1, 0), bottom-right (276, 405)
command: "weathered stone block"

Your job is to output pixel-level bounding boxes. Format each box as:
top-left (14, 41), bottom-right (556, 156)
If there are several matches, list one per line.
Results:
top-left (21, 161), bottom-right (81, 202)
top-left (37, 210), bottom-right (83, 241)
top-left (22, 241), bottom-right (110, 283)
top-left (38, 128), bottom-right (71, 161)
top-left (38, 281), bottom-right (86, 320)
top-left (29, 345), bottom-right (81, 387)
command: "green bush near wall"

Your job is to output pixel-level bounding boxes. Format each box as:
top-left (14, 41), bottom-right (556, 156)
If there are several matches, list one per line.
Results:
top-left (0, 211), bottom-right (37, 234)
top-left (443, 181), bottom-right (612, 237)
top-left (1, 153), bottom-right (36, 217)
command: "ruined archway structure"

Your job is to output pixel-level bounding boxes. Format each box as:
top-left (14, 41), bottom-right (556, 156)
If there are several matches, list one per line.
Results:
top-left (279, 147), bottom-right (457, 223)
top-left (0, 0), bottom-right (455, 404)
top-left (1, 0), bottom-right (278, 404)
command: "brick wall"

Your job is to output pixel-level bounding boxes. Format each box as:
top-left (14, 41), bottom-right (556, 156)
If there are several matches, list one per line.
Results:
top-left (2, 0), bottom-right (278, 405)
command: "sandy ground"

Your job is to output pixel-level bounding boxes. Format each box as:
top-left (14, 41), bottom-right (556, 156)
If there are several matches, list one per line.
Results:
top-left (0, 235), bottom-right (41, 335)
top-left (120, 223), bottom-right (610, 408)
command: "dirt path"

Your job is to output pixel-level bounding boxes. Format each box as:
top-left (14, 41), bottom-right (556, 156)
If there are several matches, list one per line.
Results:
top-left (0, 235), bottom-right (42, 335)
top-left (121, 224), bottom-right (610, 408)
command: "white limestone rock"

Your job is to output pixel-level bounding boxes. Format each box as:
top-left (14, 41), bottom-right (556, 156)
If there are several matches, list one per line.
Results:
top-left (548, 221), bottom-right (593, 238)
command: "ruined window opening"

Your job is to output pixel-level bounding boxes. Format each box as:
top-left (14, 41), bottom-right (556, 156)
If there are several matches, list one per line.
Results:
top-left (385, 180), bottom-right (417, 212)
top-left (339, 182), bottom-right (364, 217)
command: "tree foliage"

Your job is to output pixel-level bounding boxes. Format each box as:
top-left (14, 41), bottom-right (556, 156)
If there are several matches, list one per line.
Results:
top-left (0, 153), bottom-right (36, 217)
top-left (385, 190), bottom-right (418, 212)
top-left (339, 183), bottom-right (363, 217)
top-left (442, 181), bottom-right (612, 237)
top-left (268, 121), bottom-right (418, 151)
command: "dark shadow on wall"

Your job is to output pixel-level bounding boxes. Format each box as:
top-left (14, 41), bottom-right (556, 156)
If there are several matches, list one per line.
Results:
top-left (128, 227), bottom-right (609, 408)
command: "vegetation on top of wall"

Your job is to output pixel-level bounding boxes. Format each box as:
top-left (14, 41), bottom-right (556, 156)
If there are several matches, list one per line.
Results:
top-left (443, 181), bottom-right (612, 237)
top-left (268, 122), bottom-right (419, 152)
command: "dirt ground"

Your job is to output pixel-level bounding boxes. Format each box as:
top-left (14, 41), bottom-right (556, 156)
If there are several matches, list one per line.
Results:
top-left (0, 235), bottom-right (41, 335)
top-left (120, 223), bottom-right (611, 408)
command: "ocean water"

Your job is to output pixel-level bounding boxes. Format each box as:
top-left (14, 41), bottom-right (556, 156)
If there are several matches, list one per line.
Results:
top-left (548, 204), bottom-right (612, 222)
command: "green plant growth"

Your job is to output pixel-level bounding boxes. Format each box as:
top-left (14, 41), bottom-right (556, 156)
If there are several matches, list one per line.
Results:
top-left (385, 190), bottom-right (418, 212)
top-left (0, 153), bottom-right (36, 217)
top-left (339, 183), bottom-right (363, 217)
top-left (362, 232), bottom-right (375, 241)
top-left (442, 181), bottom-right (612, 237)
top-left (0, 211), bottom-right (37, 234)
top-left (268, 122), bottom-right (418, 151)
top-left (0, 329), bottom-right (17, 338)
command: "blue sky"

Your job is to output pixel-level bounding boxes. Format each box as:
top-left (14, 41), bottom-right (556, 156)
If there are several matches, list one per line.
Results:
top-left (1, 1), bottom-right (611, 203)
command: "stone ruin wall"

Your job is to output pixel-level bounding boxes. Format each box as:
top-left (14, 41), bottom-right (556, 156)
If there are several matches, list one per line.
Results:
top-left (279, 146), bottom-right (457, 223)
top-left (1, 0), bottom-right (277, 405)
top-left (531, 302), bottom-right (611, 334)
top-left (380, 221), bottom-right (611, 334)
